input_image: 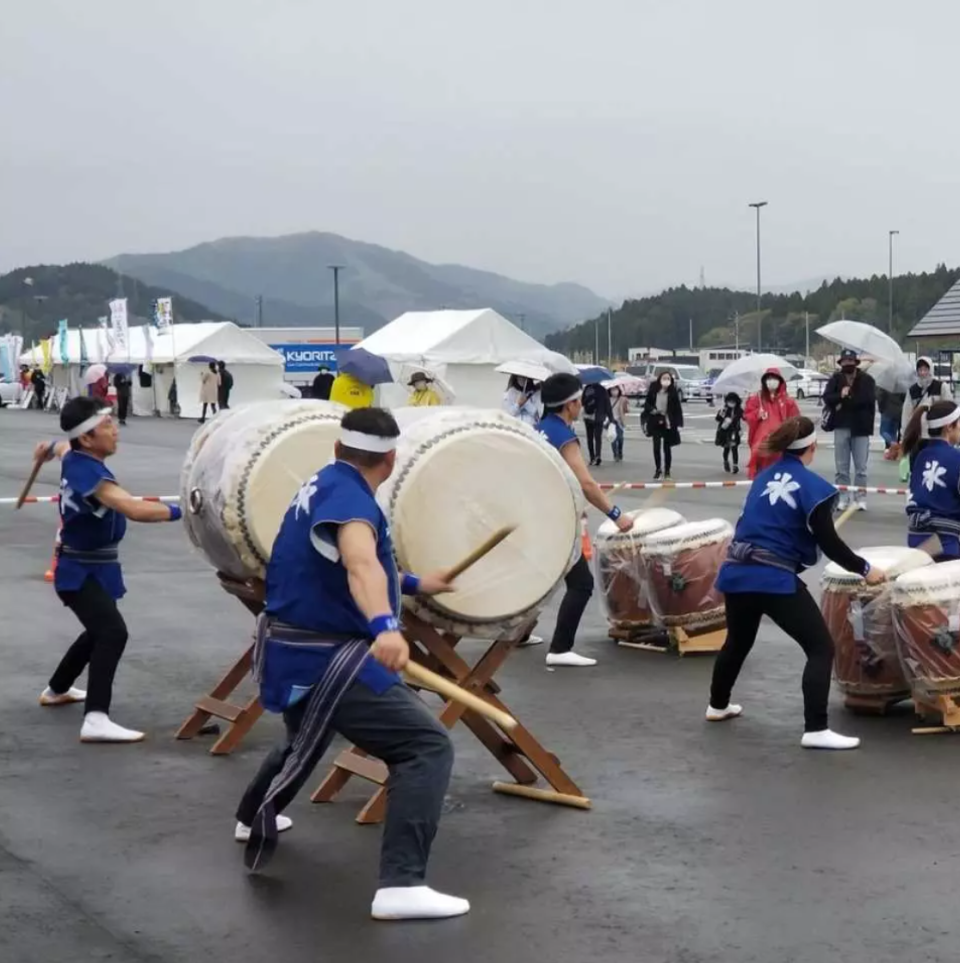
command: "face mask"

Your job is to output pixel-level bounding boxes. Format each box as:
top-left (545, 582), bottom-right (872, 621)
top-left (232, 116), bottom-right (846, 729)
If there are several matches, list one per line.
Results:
top-left (764, 378), bottom-right (780, 392)
top-left (660, 378), bottom-right (671, 388)
top-left (841, 363), bottom-right (856, 373)
top-left (413, 381), bottom-right (426, 391)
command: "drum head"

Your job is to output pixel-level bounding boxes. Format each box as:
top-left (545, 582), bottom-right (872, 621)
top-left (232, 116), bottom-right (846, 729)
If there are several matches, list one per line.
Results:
top-left (823, 545), bottom-right (932, 583)
top-left (893, 557), bottom-right (960, 603)
top-left (640, 518), bottom-right (733, 555)
top-left (597, 507), bottom-right (685, 542)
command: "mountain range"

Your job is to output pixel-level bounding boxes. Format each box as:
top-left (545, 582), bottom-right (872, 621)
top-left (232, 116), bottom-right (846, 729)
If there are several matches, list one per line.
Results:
top-left (106, 232), bottom-right (611, 338)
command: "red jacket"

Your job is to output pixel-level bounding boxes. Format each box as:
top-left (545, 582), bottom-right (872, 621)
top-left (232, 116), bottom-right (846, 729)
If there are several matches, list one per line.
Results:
top-left (743, 368), bottom-right (800, 478)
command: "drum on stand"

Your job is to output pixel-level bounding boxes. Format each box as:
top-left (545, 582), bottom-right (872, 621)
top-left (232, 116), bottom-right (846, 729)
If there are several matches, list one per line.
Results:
top-left (380, 407), bottom-right (585, 639)
top-left (891, 559), bottom-right (960, 723)
top-left (182, 400), bottom-right (346, 579)
top-left (640, 519), bottom-right (732, 630)
top-left (595, 508), bottom-right (685, 629)
top-left (820, 546), bottom-right (932, 713)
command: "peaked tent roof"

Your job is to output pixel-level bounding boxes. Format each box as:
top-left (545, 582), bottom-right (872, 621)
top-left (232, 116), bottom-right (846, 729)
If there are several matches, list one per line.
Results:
top-left (908, 279), bottom-right (960, 338)
top-left (354, 309), bottom-right (560, 365)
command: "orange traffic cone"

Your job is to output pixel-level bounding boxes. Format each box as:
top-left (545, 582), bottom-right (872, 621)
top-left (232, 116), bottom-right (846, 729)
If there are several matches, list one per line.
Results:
top-left (580, 515), bottom-right (593, 561)
top-left (44, 522), bottom-right (61, 582)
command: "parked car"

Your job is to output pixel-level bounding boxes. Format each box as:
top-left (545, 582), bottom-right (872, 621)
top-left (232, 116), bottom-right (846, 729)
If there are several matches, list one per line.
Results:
top-left (0, 376), bottom-right (21, 407)
top-left (638, 363), bottom-right (711, 403)
top-left (788, 369), bottom-right (828, 400)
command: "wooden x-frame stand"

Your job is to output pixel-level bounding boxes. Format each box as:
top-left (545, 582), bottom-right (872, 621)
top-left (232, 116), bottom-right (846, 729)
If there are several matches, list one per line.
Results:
top-left (312, 612), bottom-right (591, 822)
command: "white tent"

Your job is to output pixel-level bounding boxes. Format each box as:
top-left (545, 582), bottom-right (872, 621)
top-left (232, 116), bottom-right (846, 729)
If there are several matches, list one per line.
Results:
top-left (20, 322), bottom-right (285, 419)
top-left (355, 309), bottom-right (572, 408)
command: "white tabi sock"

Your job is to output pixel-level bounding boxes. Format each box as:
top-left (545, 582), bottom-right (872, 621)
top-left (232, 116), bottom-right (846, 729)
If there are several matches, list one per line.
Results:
top-left (801, 729), bottom-right (860, 750)
top-left (234, 815), bottom-right (293, 842)
top-left (545, 651), bottom-right (597, 667)
top-left (371, 885), bottom-right (470, 921)
top-left (39, 686), bottom-right (86, 706)
top-left (705, 704), bottom-right (743, 721)
top-left (80, 712), bottom-right (145, 743)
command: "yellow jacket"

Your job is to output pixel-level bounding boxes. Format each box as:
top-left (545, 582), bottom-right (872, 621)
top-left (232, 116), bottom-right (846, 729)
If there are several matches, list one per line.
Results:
top-left (408, 387), bottom-right (442, 407)
top-left (330, 373), bottom-right (374, 410)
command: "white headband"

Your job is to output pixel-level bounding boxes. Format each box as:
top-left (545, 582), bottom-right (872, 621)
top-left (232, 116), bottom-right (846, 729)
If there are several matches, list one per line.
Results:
top-left (787, 430), bottom-right (817, 450)
top-left (66, 408), bottom-right (112, 440)
top-left (921, 407), bottom-right (960, 438)
top-left (552, 389), bottom-right (583, 406)
top-left (340, 428), bottom-right (398, 453)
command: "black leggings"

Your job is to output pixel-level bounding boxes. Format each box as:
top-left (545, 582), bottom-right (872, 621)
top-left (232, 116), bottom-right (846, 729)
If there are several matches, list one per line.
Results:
top-left (549, 554), bottom-right (594, 654)
top-left (709, 582), bottom-right (834, 732)
top-left (200, 402), bottom-right (218, 421)
top-left (51, 577), bottom-right (129, 715)
top-left (585, 419), bottom-right (605, 462)
top-left (652, 435), bottom-right (672, 473)
top-left (723, 444), bottom-right (739, 467)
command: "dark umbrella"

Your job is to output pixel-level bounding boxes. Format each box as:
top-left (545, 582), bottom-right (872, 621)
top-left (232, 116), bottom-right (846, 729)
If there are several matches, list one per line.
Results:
top-left (337, 347), bottom-right (393, 386)
top-left (577, 365), bottom-right (614, 385)
top-left (188, 355), bottom-right (217, 364)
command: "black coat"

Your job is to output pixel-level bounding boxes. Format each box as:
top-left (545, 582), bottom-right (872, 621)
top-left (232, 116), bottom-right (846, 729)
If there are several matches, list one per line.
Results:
top-left (312, 372), bottom-right (334, 400)
top-left (823, 369), bottom-right (876, 437)
top-left (642, 384), bottom-right (683, 446)
top-left (581, 382), bottom-right (613, 422)
top-left (714, 401), bottom-right (743, 447)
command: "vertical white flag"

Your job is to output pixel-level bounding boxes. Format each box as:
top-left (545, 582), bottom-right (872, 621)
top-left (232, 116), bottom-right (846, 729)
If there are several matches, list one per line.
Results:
top-left (97, 315), bottom-right (112, 360)
top-left (155, 297), bottom-right (173, 333)
top-left (109, 298), bottom-right (128, 351)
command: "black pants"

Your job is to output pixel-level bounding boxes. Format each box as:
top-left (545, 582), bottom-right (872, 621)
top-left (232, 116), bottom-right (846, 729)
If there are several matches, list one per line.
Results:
top-left (117, 392), bottom-right (130, 423)
top-left (585, 419), bottom-right (605, 463)
top-left (709, 583), bottom-right (834, 732)
top-left (237, 681), bottom-right (453, 887)
top-left (723, 444), bottom-right (739, 468)
top-left (548, 554), bottom-right (594, 654)
top-left (652, 434), bottom-right (672, 474)
top-left (200, 402), bottom-right (217, 421)
top-left (51, 577), bottom-right (129, 715)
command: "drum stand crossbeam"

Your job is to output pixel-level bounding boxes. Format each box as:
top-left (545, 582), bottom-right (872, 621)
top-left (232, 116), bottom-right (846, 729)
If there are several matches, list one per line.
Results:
top-left (912, 693), bottom-right (960, 735)
top-left (312, 613), bottom-right (591, 822)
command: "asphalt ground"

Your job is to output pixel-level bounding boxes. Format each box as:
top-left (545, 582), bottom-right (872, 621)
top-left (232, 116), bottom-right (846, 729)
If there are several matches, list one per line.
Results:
top-left (1, 404), bottom-right (956, 963)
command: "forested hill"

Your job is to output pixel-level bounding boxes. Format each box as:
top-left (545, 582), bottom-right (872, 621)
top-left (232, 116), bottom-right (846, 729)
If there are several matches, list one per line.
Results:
top-left (546, 264), bottom-right (960, 360)
top-left (0, 263), bottom-right (224, 345)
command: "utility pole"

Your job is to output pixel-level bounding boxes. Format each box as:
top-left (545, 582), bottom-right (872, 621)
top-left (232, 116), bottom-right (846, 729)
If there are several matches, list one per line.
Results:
top-left (255, 295), bottom-right (263, 328)
top-left (689, 317), bottom-right (694, 352)
top-left (328, 265), bottom-right (344, 344)
top-left (804, 311), bottom-right (810, 363)
top-left (517, 312), bottom-right (526, 332)
top-left (888, 230), bottom-right (899, 333)
top-left (607, 308), bottom-right (613, 364)
top-left (749, 201), bottom-right (768, 350)
top-left (734, 312), bottom-right (740, 353)
top-left (594, 314), bottom-right (600, 365)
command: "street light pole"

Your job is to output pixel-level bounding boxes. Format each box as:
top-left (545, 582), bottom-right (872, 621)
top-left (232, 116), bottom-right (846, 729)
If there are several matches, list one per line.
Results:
top-left (594, 314), bottom-right (599, 365)
top-left (805, 311), bottom-right (810, 364)
top-left (749, 201), bottom-right (768, 350)
top-left (328, 265), bottom-right (344, 344)
top-left (607, 308), bottom-right (613, 364)
top-left (888, 230), bottom-right (899, 333)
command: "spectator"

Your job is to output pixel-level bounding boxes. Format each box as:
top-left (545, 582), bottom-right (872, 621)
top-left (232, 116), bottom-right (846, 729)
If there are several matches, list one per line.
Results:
top-left (114, 371), bottom-right (131, 425)
top-left (407, 372), bottom-right (443, 407)
top-left (642, 371), bottom-right (683, 480)
top-left (876, 387), bottom-right (905, 453)
top-left (90, 374), bottom-right (109, 404)
top-left (901, 356), bottom-right (952, 437)
top-left (744, 368), bottom-right (799, 478)
top-left (199, 361), bottom-right (220, 423)
top-left (502, 375), bottom-right (542, 428)
top-left (217, 361), bottom-right (234, 409)
top-left (582, 380), bottom-right (612, 466)
top-left (312, 365), bottom-right (335, 400)
top-left (715, 391), bottom-right (744, 474)
top-left (607, 384), bottom-right (628, 463)
top-left (329, 371), bottom-right (373, 410)
top-left (822, 349), bottom-right (876, 511)
top-left (31, 367), bottom-right (46, 409)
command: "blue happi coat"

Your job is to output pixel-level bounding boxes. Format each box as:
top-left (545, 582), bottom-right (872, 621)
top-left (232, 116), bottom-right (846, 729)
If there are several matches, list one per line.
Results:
top-left (906, 438), bottom-right (960, 559)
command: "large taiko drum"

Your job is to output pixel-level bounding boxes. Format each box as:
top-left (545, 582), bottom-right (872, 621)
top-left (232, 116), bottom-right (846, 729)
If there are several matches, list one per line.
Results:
top-left (640, 519), bottom-right (732, 629)
top-left (379, 407), bottom-right (585, 638)
top-left (891, 559), bottom-right (960, 706)
top-left (181, 399), bottom-right (347, 579)
top-left (595, 508), bottom-right (686, 628)
top-left (820, 546), bottom-right (932, 707)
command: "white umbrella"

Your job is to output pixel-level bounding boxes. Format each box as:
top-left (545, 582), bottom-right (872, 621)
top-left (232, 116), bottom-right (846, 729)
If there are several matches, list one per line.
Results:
top-left (711, 353), bottom-right (798, 395)
top-left (815, 320), bottom-right (904, 365)
top-left (541, 350), bottom-right (578, 375)
top-left (398, 363), bottom-right (456, 403)
top-left (82, 363), bottom-right (107, 385)
top-left (861, 358), bottom-right (915, 393)
top-left (495, 359), bottom-right (552, 382)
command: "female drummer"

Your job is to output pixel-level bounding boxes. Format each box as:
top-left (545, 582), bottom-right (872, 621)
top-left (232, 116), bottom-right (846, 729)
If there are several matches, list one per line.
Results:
top-left (706, 415), bottom-right (884, 750)
top-left (902, 399), bottom-right (960, 560)
top-left (34, 397), bottom-right (182, 743)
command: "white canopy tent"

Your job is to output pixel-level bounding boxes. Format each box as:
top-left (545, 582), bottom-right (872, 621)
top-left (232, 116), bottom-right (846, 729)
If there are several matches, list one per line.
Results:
top-left (19, 322), bottom-right (285, 419)
top-left (355, 309), bottom-right (574, 408)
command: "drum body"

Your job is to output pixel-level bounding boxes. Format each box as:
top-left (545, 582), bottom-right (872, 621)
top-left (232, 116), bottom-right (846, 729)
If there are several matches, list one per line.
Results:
top-left (640, 519), bottom-right (732, 629)
top-left (820, 546), bottom-right (932, 703)
top-left (182, 400), bottom-right (346, 579)
top-left (595, 508), bottom-right (686, 627)
top-left (892, 559), bottom-right (960, 703)
top-left (380, 407), bottom-right (585, 638)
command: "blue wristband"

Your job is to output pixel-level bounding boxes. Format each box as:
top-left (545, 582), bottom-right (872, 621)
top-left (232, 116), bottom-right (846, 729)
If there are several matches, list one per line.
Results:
top-left (607, 505), bottom-right (622, 521)
top-left (169, 504), bottom-right (182, 522)
top-left (401, 573), bottom-right (421, 595)
top-left (369, 614), bottom-right (400, 638)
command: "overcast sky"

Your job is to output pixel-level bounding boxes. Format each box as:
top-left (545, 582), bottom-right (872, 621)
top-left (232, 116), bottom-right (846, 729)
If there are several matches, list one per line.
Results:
top-left (2, 0), bottom-right (957, 298)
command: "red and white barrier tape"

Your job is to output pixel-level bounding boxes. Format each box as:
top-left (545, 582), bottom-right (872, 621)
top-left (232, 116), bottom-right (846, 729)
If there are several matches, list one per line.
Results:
top-left (0, 495), bottom-right (180, 506)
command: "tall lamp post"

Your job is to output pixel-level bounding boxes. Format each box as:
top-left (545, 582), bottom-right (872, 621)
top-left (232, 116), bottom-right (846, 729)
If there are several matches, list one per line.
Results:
top-left (888, 230), bottom-right (899, 333)
top-left (749, 201), bottom-right (768, 350)
top-left (328, 265), bottom-right (344, 344)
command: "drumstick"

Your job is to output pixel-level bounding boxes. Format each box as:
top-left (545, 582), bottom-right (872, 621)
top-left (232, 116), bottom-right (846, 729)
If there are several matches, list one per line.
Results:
top-left (833, 502), bottom-right (860, 530)
top-left (443, 525), bottom-right (516, 581)
top-left (16, 442), bottom-right (55, 510)
top-left (404, 661), bottom-right (518, 730)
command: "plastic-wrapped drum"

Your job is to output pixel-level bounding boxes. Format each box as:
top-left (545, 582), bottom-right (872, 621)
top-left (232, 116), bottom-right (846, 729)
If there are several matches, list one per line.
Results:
top-left (595, 508), bottom-right (686, 628)
top-left (380, 407), bottom-right (585, 638)
top-left (181, 399), bottom-right (346, 579)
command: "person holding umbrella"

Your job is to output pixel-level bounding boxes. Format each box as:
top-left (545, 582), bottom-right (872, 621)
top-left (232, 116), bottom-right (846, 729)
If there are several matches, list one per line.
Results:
top-left (114, 370), bottom-right (132, 425)
top-left (407, 371), bottom-right (442, 407)
top-left (330, 348), bottom-right (393, 410)
top-left (198, 361), bottom-right (220, 423)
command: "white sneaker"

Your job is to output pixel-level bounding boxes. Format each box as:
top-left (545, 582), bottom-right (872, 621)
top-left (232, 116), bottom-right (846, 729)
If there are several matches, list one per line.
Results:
top-left (801, 729), bottom-right (860, 750)
top-left (234, 814), bottom-right (293, 842)
top-left (80, 712), bottom-right (145, 743)
top-left (371, 885), bottom-right (470, 921)
top-left (705, 703), bottom-right (743, 722)
top-left (40, 686), bottom-right (86, 706)
top-left (836, 493), bottom-right (849, 512)
top-left (517, 635), bottom-right (544, 647)
top-left (545, 651), bottom-right (597, 667)
top-left (856, 496), bottom-right (867, 512)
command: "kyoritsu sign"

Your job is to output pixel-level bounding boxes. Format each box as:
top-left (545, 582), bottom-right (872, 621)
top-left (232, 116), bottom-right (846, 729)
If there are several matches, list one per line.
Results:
top-left (271, 343), bottom-right (343, 374)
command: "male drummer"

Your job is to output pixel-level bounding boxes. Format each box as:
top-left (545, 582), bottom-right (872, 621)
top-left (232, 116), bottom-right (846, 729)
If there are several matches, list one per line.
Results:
top-left (538, 373), bottom-right (632, 667)
top-left (235, 406), bottom-right (470, 922)
top-left (33, 397), bottom-right (183, 743)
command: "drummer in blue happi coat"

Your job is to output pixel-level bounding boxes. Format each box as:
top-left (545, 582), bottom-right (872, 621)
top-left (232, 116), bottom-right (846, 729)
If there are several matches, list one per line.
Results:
top-left (902, 399), bottom-right (960, 560)
top-left (705, 415), bottom-right (884, 750)
top-left (33, 397), bottom-right (183, 744)
top-left (235, 406), bottom-right (471, 922)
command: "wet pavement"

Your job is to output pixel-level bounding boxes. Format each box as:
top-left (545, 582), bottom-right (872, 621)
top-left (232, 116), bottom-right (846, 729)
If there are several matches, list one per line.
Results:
top-left (1, 406), bottom-right (956, 963)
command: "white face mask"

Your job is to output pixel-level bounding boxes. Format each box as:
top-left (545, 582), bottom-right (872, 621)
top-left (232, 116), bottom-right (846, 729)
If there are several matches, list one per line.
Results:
top-left (764, 378), bottom-right (780, 392)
